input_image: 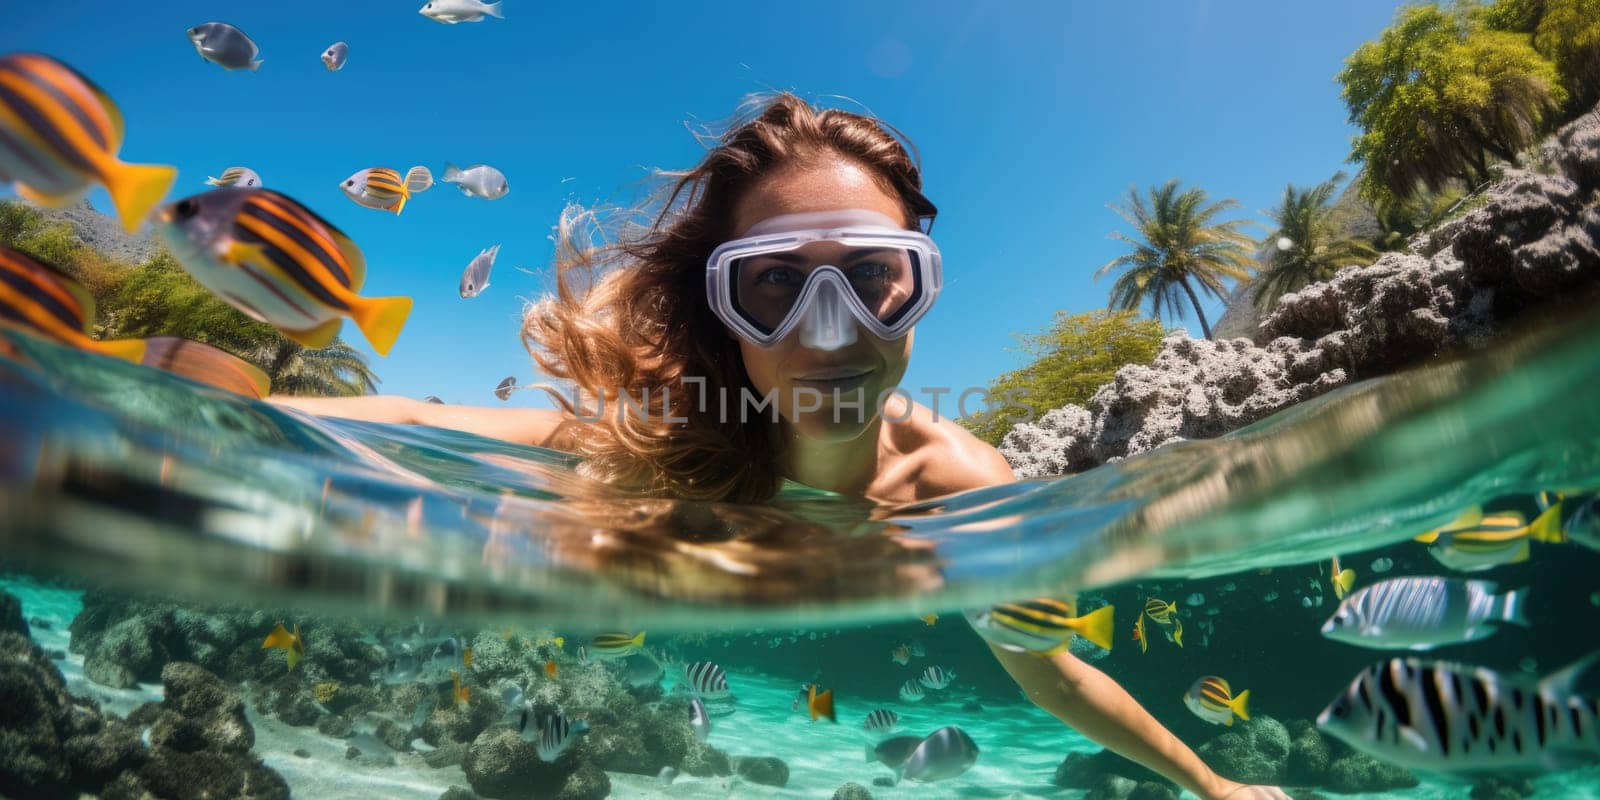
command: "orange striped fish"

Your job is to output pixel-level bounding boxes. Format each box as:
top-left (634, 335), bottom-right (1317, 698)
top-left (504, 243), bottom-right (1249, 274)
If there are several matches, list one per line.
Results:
top-left (340, 165), bottom-right (432, 214)
top-left (0, 244), bottom-right (145, 361)
top-left (154, 187), bottom-right (412, 355)
top-left (1184, 675), bottom-right (1250, 726)
top-left (0, 53), bottom-right (176, 233)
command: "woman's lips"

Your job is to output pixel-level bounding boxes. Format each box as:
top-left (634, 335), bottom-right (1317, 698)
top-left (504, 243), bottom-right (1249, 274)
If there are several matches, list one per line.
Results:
top-left (794, 369), bottom-right (873, 391)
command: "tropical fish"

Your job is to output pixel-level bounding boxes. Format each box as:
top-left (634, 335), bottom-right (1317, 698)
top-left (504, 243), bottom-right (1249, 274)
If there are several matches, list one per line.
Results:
top-left (544, 659), bottom-right (558, 679)
top-left (1166, 615), bottom-right (1184, 648)
top-left (791, 683), bottom-right (817, 712)
top-left (890, 644), bottom-right (910, 666)
top-left (186, 22), bottom-right (262, 71)
top-left (970, 598), bottom-right (1115, 654)
top-left (261, 622), bottom-right (305, 671)
top-left (431, 636), bottom-right (461, 666)
top-left (1565, 494), bottom-right (1600, 551)
top-left (0, 245), bottom-right (145, 361)
top-left (451, 670), bottom-right (470, 708)
top-left (920, 613), bottom-right (939, 626)
top-left (141, 337), bottom-right (271, 398)
top-left (321, 41), bottom-right (348, 71)
top-left (340, 166), bottom-right (433, 214)
top-left (1321, 576), bottom-right (1529, 650)
top-left (205, 166), bottom-right (261, 188)
top-left (419, 0), bottom-right (504, 23)
top-left (463, 646), bottom-right (474, 669)
top-left (155, 187), bottom-right (413, 356)
top-left (1317, 654), bottom-right (1600, 771)
top-left (1331, 554), bottom-right (1356, 599)
top-left (865, 726), bottom-right (979, 783)
top-left (494, 376), bottom-right (516, 401)
top-left (898, 680), bottom-right (924, 703)
top-left (1415, 504), bottom-right (1566, 571)
top-left (1184, 676), bottom-right (1250, 727)
top-left (918, 666), bottom-right (954, 691)
top-left (863, 708), bottom-right (900, 734)
top-left (620, 655), bottom-right (663, 688)
top-left (588, 632), bottom-right (645, 660)
top-left (1144, 598), bottom-right (1178, 625)
top-left (531, 713), bottom-right (589, 762)
top-left (683, 661), bottom-right (730, 698)
top-left (0, 53), bottom-right (177, 233)
top-left (805, 683), bottom-right (836, 723)
top-left (441, 162), bottom-right (509, 200)
top-left (1133, 612), bottom-right (1148, 654)
top-left (688, 696), bottom-right (711, 743)
top-left (423, 395), bottom-right (443, 403)
top-left (459, 243), bottom-right (499, 298)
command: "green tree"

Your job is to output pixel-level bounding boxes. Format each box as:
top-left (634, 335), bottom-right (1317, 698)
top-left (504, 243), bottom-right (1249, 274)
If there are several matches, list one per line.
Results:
top-left (1532, 0), bottom-right (1600, 112)
top-left (1095, 180), bottom-right (1256, 339)
top-left (1254, 172), bottom-right (1379, 310)
top-left (254, 339), bottom-right (379, 397)
top-left (959, 310), bottom-right (1167, 446)
top-left (1340, 3), bottom-right (1566, 203)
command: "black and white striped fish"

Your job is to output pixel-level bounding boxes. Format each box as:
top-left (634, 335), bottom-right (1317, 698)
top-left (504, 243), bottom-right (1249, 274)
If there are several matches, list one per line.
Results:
top-left (683, 661), bottom-right (730, 698)
top-left (519, 710), bottom-right (590, 763)
top-left (918, 666), bottom-right (954, 690)
top-left (863, 708), bottom-right (900, 734)
top-left (1317, 654), bottom-right (1600, 771)
top-left (898, 680), bottom-right (925, 702)
top-left (1321, 577), bottom-right (1529, 650)
top-left (688, 696), bottom-right (711, 743)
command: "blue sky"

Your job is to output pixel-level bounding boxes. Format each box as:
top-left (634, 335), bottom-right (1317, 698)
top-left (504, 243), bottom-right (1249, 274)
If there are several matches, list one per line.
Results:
top-left (5, 0), bottom-right (1407, 414)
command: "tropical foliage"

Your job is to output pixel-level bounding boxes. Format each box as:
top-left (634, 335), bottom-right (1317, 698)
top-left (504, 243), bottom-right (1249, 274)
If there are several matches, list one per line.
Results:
top-left (1481, 0), bottom-right (1600, 113)
top-left (1095, 180), bottom-right (1256, 339)
top-left (959, 310), bottom-right (1167, 446)
top-left (1254, 172), bottom-right (1379, 309)
top-left (0, 200), bottom-right (378, 397)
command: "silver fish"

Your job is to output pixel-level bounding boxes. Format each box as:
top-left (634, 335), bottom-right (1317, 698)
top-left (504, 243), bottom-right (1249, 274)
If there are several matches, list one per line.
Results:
top-left (494, 376), bottom-right (516, 401)
top-left (866, 726), bottom-right (979, 783)
top-left (688, 696), bottom-right (711, 743)
top-left (419, 0), bottom-right (504, 23)
top-left (863, 708), bottom-right (900, 734)
top-left (186, 22), bottom-right (262, 71)
top-left (459, 244), bottom-right (499, 298)
top-left (526, 713), bottom-right (589, 763)
top-left (441, 162), bottom-right (509, 200)
top-left (1321, 577), bottom-right (1529, 651)
top-left (898, 680), bottom-right (925, 702)
top-left (321, 41), bottom-right (348, 71)
top-left (683, 661), bottom-right (730, 697)
top-left (205, 167), bottom-right (261, 188)
top-left (1317, 654), bottom-right (1600, 772)
top-left (918, 665), bottom-right (953, 690)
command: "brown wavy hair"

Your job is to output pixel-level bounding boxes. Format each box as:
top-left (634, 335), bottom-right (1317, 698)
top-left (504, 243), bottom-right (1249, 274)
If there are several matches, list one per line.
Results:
top-left (519, 92), bottom-right (937, 503)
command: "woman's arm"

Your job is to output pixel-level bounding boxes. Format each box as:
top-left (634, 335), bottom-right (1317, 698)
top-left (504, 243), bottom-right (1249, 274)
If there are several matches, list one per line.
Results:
top-left (268, 395), bottom-right (576, 450)
top-left (987, 643), bottom-right (1284, 800)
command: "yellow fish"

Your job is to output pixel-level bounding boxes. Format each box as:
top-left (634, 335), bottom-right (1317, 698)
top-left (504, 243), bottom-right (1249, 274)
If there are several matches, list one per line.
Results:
top-left (0, 245), bottom-right (145, 362)
top-left (1133, 612), bottom-right (1148, 654)
top-left (1185, 675), bottom-right (1250, 726)
top-left (806, 683), bottom-right (836, 723)
top-left (1330, 554), bottom-right (1356, 599)
top-left (463, 646), bottom-right (473, 669)
top-left (973, 598), bottom-right (1115, 654)
top-left (890, 644), bottom-right (910, 666)
top-left (261, 622), bottom-right (305, 671)
top-left (1415, 504), bottom-right (1566, 571)
top-left (0, 53), bottom-right (176, 233)
top-left (451, 670), bottom-right (470, 709)
top-left (1143, 598), bottom-right (1178, 625)
top-left (921, 613), bottom-right (939, 626)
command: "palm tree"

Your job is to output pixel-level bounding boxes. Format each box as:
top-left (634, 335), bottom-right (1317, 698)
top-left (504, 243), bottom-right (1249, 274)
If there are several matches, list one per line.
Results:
top-left (1254, 172), bottom-right (1379, 310)
top-left (1095, 180), bottom-right (1256, 339)
top-left (256, 337), bottom-right (379, 397)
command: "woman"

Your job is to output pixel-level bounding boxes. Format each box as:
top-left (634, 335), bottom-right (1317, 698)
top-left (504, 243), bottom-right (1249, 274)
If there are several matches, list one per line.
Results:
top-left (274, 92), bottom-right (1285, 799)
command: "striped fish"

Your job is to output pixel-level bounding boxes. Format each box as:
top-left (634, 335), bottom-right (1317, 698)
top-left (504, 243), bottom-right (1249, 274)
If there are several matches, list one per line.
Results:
top-left (1144, 598), bottom-right (1178, 625)
top-left (918, 665), bottom-right (954, 690)
top-left (1415, 504), bottom-right (1567, 571)
top-left (526, 713), bottom-right (589, 763)
top-left (1321, 577), bottom-right (1529, 651)
top-left (587, 631), bottom-right (645, 660)
top-left (863, 708), bottom-right (900, 734)
top-left (1317, 654), bottom-right (1600, 771)
top-left (340, 165), bottom-right (432, 214)
top-left (0, 53), bottom-right (175, 233)
top-left (898, 679), bottom-right (925, 702)
top-left (970, 598), bottom-right (1116, 654)
top-left (154, 187), bottom-right (413, 356)
top-left (140, 337), bottom-right (270, 398)
top-left (0, 245), bottom-right (144, 361)
top-left (1184, 675), bottom-right (1250, 727)
top-left (683, 661), bottom-right (730, 698)
top-left (688, 696), bottom-right (710, 743)
top-left (205, 166), bottom-right (261, 188)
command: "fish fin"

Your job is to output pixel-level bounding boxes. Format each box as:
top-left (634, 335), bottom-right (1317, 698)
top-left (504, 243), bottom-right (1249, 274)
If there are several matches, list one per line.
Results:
top-left (810, 688), bottom-right (836, 722)
top-left (483, 1), bottom-right (504, 18)
top-left (632, 631), bottom-right (646, 649)
top-left (1539, 651), bottom-right (1600, 695)
top-left (1334, 569), bottom-right (1356, 599)
top-left (442, 163), bottom-right (461, 182)
top-left (1231, 689), bottom-right (1251, 722)
top-left (1509, 539), bottom-right (1531, 564)
top-left (262, 623), bottom-right (295, 651)
top-left (286, 648), bottom-right (302, 670)
top-left (15, 182), bottom-right (89, 208)
top-left (392, 194), bottom-right (407, 215)
top-left (88, 337), bottom-right (147, 363)
top-left (1223, 715), bottom-right (1234, 727)
top-left (1497, 587), bottom-right (1530, 627)
top-left (103, 160), bottom-right (178, 233)
top-left (1414, 530), bottom-right (1441, 544)
top-left (1173, 618), bottom-right (1184, 648)
top-left (205, 176), bottom-right (225, 186)
top-left (249, 59), bottom-right (263, 72)
top-left (283, 318), bottom-right (342, 350)
top-left (1527, 503), bottom-right (1566, 543)
top-left (405, 166), bottom-right (433, 194)
top-left (350, 295), bottom-right (412, 356)
top-left (1069, 604), bottom-right (1115, 651)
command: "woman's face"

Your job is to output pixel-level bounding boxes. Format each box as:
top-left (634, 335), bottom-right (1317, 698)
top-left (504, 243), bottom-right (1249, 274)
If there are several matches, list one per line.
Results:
top-left (727, 158), bottom-right (914, 442)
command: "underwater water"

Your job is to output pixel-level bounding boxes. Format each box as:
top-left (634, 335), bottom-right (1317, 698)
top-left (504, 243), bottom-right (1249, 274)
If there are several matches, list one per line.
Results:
top-left (3, 315), bottom-right (1600, 800)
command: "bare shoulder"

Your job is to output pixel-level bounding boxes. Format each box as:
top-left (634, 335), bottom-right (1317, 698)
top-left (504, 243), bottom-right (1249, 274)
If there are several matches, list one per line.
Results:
top-left (886, 399), bottom-right (1018, 500)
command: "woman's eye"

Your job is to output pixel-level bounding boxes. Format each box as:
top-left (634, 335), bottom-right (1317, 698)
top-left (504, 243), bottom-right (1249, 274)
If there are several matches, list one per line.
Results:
top-left (849, 261), bottom-right (891, 281)
top-left (755, 267), bottom-right (801, 286)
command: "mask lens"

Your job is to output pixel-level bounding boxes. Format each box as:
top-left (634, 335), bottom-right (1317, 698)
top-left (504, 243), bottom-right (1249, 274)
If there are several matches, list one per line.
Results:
top-left (730, 245), bottom-right (922, 335)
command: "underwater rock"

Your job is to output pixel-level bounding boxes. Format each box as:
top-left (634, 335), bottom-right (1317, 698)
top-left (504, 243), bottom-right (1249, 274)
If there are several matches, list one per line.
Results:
top-left (422, 741), bottom-right (468, 769)
top-left (421, 689), bottom-right (503, 746)
top-left (0, 631), bottom-right (79, 797)
top-left (1, 590), bottom-right (28, 637)
top-left (1001, 100), bottom-right (1600, 476)
top-left (461, 727), bottom-right (609, 800)
top-left (1128, 782), bottom-right (1179, 800)
top-left (1283, 719), bottom-right (1333, 785)
top-left (1053, 749), bottom-right (1174, 789)
top-left (832, 781), bottom-right (873, 800)
top-left (314, 713), bottom-right (353, 738)
top-left (1196, 716), bottom-right (1292, 786)
top-left (871, 776), bottom-right (895, 787)
top-left (157, 662), bottom-right (254, 753)
top-left (679, 738), bottom-right (732, 777)
top-left (1084, 774), bottom-right (1137, 800)
top-left (292, 748), bottom-right (310, 758)
top-left (1325, 753), bottom-right (1418, 794)
top-left (732, 755), bottom-right (789, 787)
top-left (467, 631), bottom-right (523, 684)
top-left (1471, 775), bottom-right (1536, 800)
top-left (440, 787), bottom-right (480, 800)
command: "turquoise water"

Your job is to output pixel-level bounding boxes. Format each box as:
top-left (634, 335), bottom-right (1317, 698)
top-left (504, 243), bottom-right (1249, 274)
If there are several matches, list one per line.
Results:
top-left (4, 317), bottom-right (1600, 799)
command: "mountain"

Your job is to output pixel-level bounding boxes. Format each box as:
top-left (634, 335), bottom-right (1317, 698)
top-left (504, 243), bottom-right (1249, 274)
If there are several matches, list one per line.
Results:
top-left (24, 198), bottom-right (160, 265)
